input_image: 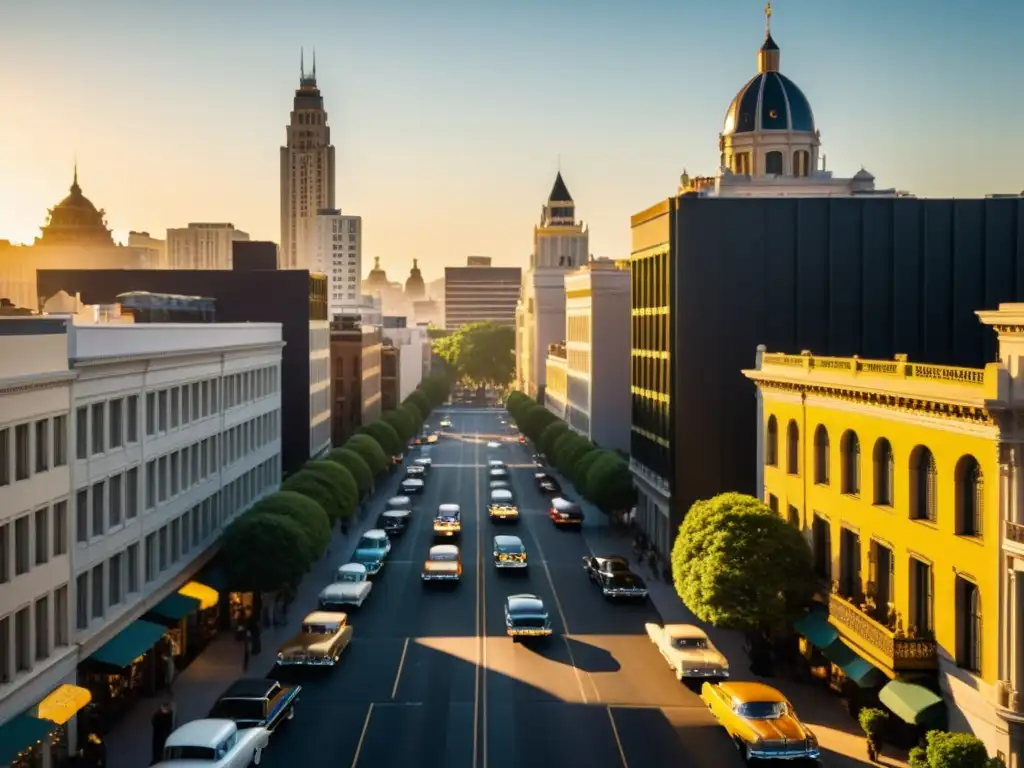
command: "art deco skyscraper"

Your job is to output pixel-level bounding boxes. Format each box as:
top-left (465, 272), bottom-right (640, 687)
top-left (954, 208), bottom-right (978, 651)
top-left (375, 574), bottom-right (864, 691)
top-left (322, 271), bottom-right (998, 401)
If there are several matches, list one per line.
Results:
top-left (280, 50), bottom-right (336, 269)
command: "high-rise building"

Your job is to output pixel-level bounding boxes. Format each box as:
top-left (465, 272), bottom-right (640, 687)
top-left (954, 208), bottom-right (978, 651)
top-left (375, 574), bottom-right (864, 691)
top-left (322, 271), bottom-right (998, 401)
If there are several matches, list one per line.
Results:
top-left (444, 259), bottom-right (521, 331)
top-left (303, 209), bottom-right (361, 316)
top-left (515, 172), bottom-right (589, 398)
top-left (166, 223), bottom-right (249, 270)
top-left (127, 231), bottom-right (167, 268)
top-left (280, 51), bottom-right (336, 270)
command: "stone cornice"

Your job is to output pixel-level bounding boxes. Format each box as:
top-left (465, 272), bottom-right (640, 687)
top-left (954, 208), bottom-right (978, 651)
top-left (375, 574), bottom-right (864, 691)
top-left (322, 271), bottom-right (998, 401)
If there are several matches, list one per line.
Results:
top-left (71, 340), bottom-right (286, 368)
top-left (0, 370), bottom-right (77, 397)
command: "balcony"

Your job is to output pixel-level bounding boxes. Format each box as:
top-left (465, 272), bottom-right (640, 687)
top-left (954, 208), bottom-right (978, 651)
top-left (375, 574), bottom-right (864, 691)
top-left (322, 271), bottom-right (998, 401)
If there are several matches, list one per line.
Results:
top-left (548, 342), bottom-right (566, 359)
top-left (1006, 520), bottom-right (1024, 557)
top-left (827, 592), bottom-right (938, 674)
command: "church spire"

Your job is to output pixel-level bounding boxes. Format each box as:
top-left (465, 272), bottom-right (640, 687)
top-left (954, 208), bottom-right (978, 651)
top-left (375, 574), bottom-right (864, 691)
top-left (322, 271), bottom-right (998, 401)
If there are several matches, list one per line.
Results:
top-left (71, 158), bottom-right (80, 193)
top-left (757, 2), bottom-right (780, 73)
top-left (301, 47), bottom-right (305, 79)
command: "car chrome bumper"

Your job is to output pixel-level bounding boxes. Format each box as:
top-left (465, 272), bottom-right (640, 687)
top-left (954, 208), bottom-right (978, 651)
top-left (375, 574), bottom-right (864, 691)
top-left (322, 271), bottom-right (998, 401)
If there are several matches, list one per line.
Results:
top-left (422, 573), bottom-right (460, 581)
top-left (489, 512), bottom-right (519, 520)
top-left (433, 528), bottom-right (461, 536)
top-left (748, 746), bottom-right (820, 760)
top-left (507, 628), bottom-right (552, 637)
top-left (680, 668), bottom-right (729, 678)
top-left (494, 560), bottom-right (528, 568)
top-left (603, 589), bottom-right (649, 598)
top-left (276, 657), bottom-right (336, 667)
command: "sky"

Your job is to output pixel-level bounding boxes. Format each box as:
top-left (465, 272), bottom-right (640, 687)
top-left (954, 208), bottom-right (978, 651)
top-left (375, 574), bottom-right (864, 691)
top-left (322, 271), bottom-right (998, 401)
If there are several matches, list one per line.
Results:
top-left (0, 0), bottom-right (1021, 282)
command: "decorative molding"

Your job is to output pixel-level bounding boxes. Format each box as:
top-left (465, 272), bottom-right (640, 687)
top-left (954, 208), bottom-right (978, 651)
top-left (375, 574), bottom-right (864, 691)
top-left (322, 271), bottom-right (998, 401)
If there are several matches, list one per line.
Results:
top-left (0, 371), bottom-right (77, 397)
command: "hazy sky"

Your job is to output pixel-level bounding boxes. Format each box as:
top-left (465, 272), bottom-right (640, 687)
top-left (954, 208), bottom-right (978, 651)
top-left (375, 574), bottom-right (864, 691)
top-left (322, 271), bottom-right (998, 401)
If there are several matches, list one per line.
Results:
top-left (1, 0), bottom-right (1020, 281)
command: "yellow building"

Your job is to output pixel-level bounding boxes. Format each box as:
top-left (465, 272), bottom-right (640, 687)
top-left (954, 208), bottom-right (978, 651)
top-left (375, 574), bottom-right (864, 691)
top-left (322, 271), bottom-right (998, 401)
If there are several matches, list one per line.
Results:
top-left (744, 303), bottom-right (1024, 766)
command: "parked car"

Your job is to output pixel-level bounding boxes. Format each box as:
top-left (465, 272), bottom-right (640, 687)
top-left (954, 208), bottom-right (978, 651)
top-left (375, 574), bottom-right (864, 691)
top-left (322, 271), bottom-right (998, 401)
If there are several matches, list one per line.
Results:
top-left (386, 496), bottom-right (413, 512)
top-left (433, 504), bottom-right (461, 537)
top-left (401, 477), bottom-right (425, 495)
top-left (207, 678), bottom-right (300, 734)
top-left (549, 497), bottom-right (584, 527)
top-left (645, 623), bottom-right (728, 680)
top-left (319, 563), bottom-right (373, 609)
top-left (582, 556), bottom-right (649, 600)
top-left (534, 473), bottom-right (561, 495)
top-left (276, 611), bottom-right (353, 667)
top-left (153, 719), bottom-right (269, 767)
top-left (377, 509), bottom-right (411, 537)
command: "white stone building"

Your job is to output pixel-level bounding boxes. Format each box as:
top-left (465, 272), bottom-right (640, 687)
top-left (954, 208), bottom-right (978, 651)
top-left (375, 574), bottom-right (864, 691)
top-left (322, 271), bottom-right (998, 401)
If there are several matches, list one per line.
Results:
top-left (386, 325), bottom-right (428, 401)
top-left (544, 260), bottom-right (631, 452)
top-left (302, 209), bottom-right (362, 316)
top-left (309, 320), bottom-right (332, 459)
top-left (515, 173), bottom-right (589, 399)
top-left (165, 223), bottom-right (249, 271)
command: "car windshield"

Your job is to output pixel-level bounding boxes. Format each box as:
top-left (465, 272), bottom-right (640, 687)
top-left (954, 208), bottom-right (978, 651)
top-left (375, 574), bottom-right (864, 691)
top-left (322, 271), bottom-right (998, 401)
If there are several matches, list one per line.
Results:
top-left (735, 701), bottom-right (789, 719)
top-left (303, 622), bottom-right (338, 635)
top-left (497, 543), bottom-right (524, 554)
top-left (338, 571), bottom-right (363, 583)
top-left (209, 698), bottom-right (264, 721)
top-left (671, 637), bottom-right (708, 650)
top-left (357, 536), bottom-right (383, 549)
top-left (603, 560), bottom-right (630, 572)
top-left (430, 552), bottom-right (458, 562)
top-left (165, 746), bottom-right (216, 760)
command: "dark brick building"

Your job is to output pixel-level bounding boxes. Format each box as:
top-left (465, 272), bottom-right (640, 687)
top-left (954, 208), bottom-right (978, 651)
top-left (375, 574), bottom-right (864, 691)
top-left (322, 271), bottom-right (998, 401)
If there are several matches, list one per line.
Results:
top-left (329, 316), bottom-right (383, 447)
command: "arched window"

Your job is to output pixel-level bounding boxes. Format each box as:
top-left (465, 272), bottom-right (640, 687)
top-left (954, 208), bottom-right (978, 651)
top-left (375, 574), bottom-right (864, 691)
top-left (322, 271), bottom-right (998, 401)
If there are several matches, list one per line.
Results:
top-left (873, 438), bottom-right (895, 506)
top-left (956, 455), bottom-right (984, 536)
top-left (786, 420), bottom-right (799, 475)
top-left (910, 447), bottom-right (938, 522)
top-left (956, 577), bottom-right (982, 673)
top-left (813, 425), bottom-right (830, 485)
top-left (841, 431), bottom-right (860, 495)
top-left (765, 415), bottom-right (778, 466)
top-left (765, 151), bottom-right (784, 175)
top-left (793, 150), bottom-right (810, 177)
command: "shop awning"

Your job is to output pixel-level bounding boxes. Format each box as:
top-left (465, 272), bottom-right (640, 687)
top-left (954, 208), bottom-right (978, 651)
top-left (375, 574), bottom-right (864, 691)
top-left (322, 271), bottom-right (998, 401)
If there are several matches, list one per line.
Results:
top-left (147, 592), bottom-right (201, 623)
top-left (794, 611), bottom-right (839, 648)
top-left (89, 619), bottom-right (167, 668)
top-left (821, 639), bottom-right (887, 688)
top-left (179, 580), bottom-right (219, 610)
top-left (879, 680), bottom-right (947, 727)
top-left (0, 715), bottom-right (56, 765)
top-left (38, 684), bottom-right (92, 725)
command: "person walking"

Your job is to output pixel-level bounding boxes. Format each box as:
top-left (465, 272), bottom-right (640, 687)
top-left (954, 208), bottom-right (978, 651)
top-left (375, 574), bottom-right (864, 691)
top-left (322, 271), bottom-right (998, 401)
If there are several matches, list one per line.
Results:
top-left (242, 626), bottom-right (252, 672)
top-left (150, 699), bottom-right (175, 765)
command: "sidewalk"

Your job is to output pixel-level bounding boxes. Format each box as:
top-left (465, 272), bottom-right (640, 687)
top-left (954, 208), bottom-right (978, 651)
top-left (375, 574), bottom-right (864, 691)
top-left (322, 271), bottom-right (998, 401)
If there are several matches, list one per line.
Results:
top-left (106, 473), bottom-right (403, 768)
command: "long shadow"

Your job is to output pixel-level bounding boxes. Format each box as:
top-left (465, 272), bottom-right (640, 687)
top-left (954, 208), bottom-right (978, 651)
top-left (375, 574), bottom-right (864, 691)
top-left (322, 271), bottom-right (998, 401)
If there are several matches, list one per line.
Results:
top-left (519, 635), bottom-right (622, 674)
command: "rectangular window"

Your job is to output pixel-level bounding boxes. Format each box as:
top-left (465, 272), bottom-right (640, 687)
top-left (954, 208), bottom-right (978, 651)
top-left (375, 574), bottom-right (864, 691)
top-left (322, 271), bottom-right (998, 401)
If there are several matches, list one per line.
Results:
top-left (90, 402), bottom-right (105, 455)
top-left (0, 616), bottom-right (8, 682)
top-left (158, 456), bottom-right (168, 502)
top-left (200, 440), bottom-right (209, 478)
top-left (191, 383), bottom-right (200, 420)
top-left (14, 515), bottom-right (29, 576)
top-left (35, 595), bottom-right (48, 660)
top-left (158, 390), bottom-right (168, 432)
top-left (15, 607), bottom-right (30, 672)
top-left (34, 419), bottom-right (49, 473)
top-left (0, 525), bottom-right (7, 583)
top-left (76, 572), bottom-right (88, 630)
top-left (127, 543), bottom-right (139, 593)
top-left (53, 501), bottom-right (67, 556)
top-left (0, 427), bottom-right (9, 486)
top-left (91, 481), bottom-right (105, 538)
top-left (170, 388), bottom-right (180, 428)
top-left (146, 392), bottom-right (156, 435)
top-left (91, 564), bottom-right (104, 619)
top-left (126, 395), bottom-right (139, 443)
top-left (54, 585), bottom-right (68, 646)
top-left (158, 526), bottom-right (168, 571)
top-left (211, 380), bottom-right (218, 412)
top-left (126, 467), bottom-right (139, 519)
top-left (190, 445), bottom-right (199, 486)
top-left (144, 534), bottom-right (156, 582)
top-left (15, 423), bottom-right (29, 480)
top-left (75, 490), bottom-right (88, 543)
top-left (108, 473), bottom-right (122, 527)
top-left (201, 381), bottom-right (209, 417)
top-left (53, 415), bottom-right (67, 467)
top-left (191, 506), bottom-right (200, 544)
top-left (34, 507), bottom-right (48, 565)
top-left (182, 510), bottom-right (191, 554)
top-left (145, 460), bottom-right (156, 509)
top-left (181, 385), bottom-right (191, 424)
top-left (170, 452), bottom-right (179, 496)
top-left (109, 399), bottom-right (123, 449)
top-left (108, 553), bottom-right (122, 606)
top-left (76, 407), bottom-right (88, 460)
top-left (171, 518), bottom-right (180, 563)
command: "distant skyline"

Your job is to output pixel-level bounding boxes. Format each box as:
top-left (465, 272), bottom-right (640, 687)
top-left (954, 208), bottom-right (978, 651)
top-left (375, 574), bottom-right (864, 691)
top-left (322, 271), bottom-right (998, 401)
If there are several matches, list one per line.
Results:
top-left (1, 0), bottom-right (1021, 281)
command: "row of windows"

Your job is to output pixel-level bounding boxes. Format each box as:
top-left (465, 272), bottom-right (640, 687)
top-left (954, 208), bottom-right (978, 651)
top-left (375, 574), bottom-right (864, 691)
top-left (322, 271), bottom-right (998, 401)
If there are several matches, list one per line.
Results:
top-left (547, 367), bottom-right (567, 396)
top-left (0, 585), bottom-right (69, 685)
top-left (310, 357), bottom-right (329, 386)
top-left (0, 415), bottom-right (69, 487)
top-left (0, 500), bottom-right (69, 584)
top-left (765, 417), bottom-right (985, 536)
top-left (631, 428), bottom-right (670, 481)
top-left (310, 387), bottom-right (330, 421)
top-left (566, 349), bottom-right (590, 375)
top-left (631, 314), bottom-right (669, 356)
top-left (567, 315), bottom-right (590, 344)
top-left (632, 355), bottom-right (670, 397)
top-left (74, 458), bottom-right (278, 633)
top-left (630, 250), bottom-right (670, 311)
top-left (310, 327), bottom-right (330, 353)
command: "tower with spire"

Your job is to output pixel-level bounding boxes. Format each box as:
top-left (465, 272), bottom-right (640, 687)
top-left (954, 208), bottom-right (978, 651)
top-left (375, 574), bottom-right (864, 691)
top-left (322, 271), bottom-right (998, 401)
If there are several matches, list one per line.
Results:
top-left (404, 258), bottom-right (426, 300)
top-left (280, 46), bottom-right (336, 269)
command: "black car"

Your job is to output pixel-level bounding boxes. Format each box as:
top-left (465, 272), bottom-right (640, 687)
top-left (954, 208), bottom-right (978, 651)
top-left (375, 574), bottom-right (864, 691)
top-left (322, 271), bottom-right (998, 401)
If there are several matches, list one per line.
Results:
top-left (532, 453), bottom-right (548, 467)
top-left (208, 678), bottom-right (301, 732)
top-left (377, 509), bottom-right (411, 537)
top-left (405, 465), bottom-right (426, 480)
top-left (535, 472), bottom-right (561, 495)
top-left (582, 556), bottom-right (649, 600)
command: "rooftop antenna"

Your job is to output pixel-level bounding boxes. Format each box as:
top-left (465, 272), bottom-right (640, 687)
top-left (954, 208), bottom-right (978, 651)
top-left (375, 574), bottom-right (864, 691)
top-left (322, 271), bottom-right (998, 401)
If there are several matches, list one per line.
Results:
top-left (765, 1), bottom-right (772, 36)
top-left (312, 48), bottom-right (316, 79)
top-left (300, 47), bottom-right (305, 78)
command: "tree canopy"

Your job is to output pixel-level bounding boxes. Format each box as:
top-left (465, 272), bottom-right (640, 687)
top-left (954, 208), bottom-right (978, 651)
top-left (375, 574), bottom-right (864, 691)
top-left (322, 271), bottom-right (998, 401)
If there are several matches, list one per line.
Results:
top-left (520, 404), bottom-right (558, 442)
top-left (571, 448), bottom-right (613, 496)
top-left (222, 512), bottom-right (310, 594)
top-left (345, 433), bottom-right (389, 475)
top-left (397, 402), bottom-right (423, 433)
top-left (672, 492), bottom-right (815, 630)
top-left (305, 460), bottom-right (359, 518)
top-left (433, 321), bottom-right (515, 388)
top-left (418, 373), bottom-right (452, 407)
top-left (282, 470), bottom-right (342, 521)
top-left (254, 491), bottom-right (331, 560)
top-left (404, 390), bottom-right (431, 422)
top-left (538, 420), bottom-right (571, 457)
top-left (505, 391), bottom-right (530, 418)
top-left (585, 453), bottom-right (637, 513)
top-left (328, 447), bottom-right (373, 498)
top-left (360, 420), bottom-right (402, 457)
top-left (908, 731), bottom-right (1003, 768)
top-left (382, 409), bottom-right (415, 443)
top-left (552, 432), bottom-right (594, 476)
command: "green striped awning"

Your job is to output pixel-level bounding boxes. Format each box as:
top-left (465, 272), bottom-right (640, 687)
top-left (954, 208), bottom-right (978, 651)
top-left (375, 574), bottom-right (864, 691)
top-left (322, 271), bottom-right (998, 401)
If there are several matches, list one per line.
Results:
top-left (0, 715), bottom-right (56, 764)
top-left (147, 592), bottom-right (201, 623)
top-left (793, 612), bottom-right (839, 649)
top-left (89, 620), bottom-right (167, 668)
top-left (879, 680), bottom-right (946, 726)
top-left (821, 639), bottom-right (887, 688)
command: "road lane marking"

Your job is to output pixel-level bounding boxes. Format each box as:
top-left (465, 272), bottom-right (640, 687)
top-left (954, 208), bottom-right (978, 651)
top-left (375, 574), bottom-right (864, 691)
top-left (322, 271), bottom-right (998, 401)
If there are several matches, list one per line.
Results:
top-left (476, 430), bottom-right (489, 768)
top-left (471, 424), bottom-right (483, 768)
top-left (350, 702), bottom-right (374, 768)
top-left (390, 637), bottom-right (409, 699)
top-left (606, 706), bottom-right (630, 768)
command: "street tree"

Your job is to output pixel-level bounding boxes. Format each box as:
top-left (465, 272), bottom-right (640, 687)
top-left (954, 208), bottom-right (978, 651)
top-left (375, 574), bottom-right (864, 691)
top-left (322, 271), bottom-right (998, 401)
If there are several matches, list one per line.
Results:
top-left (433, 322), bottom-right (515, 389)
top-left (585, 454), bottom-right (637, 513)
top-left (397, 402), bottom-right (424, 434)
top-left (346, 433), bottom-right (390, 476)
top-left (908, 731), bottom-right (1004, 768)
top-left (519, 404), bottom-right (558, 442)
top-left (305, 460), bottom-right (359, 518)
top-left (671, 492), bottom-right (815, 630)
top-left (505, 391), bottom-right (528, 415)
top-left (360, 420), bottom-right (402, 457)
top-left (254, 491), bottom-right (331, 560)
top-left (571, 448), bottom-right (613, 496)
top-left (553, 433), bottom-right (595, 477)
top-left (419, 373), bottom-right (451, 407)
top-left (282, 470), bottom-right (342, 522)
top-left (538, 420), bottom-right (571, 457)
top-left (405, 390), bottom-right (432, 422)
top-left (222, 512), bottom-right (310, 595)
top-left (382, 409), bottom-right (415, 443)
top-left (328, 448), bottom-right (374, 498)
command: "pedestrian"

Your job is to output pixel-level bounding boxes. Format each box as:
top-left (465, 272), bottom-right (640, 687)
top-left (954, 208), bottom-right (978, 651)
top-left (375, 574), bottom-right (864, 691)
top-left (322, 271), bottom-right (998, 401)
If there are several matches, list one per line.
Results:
top-left (151, 699), bottom-right (175, 765)
top-left (164, 648), bottom-right (176, 694)
top-left (249, 614), bottom-right (262, 656)
top-left (242, 627), bottom-right (251, 671)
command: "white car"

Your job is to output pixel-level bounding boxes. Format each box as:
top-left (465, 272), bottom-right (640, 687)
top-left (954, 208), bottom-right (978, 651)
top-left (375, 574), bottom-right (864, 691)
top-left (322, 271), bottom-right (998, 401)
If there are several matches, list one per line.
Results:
top-left (486, 441), bottom-right (500, 449)
top-left (319, 563), bottom-right (373, 609)
top-left (154, 719), bottom-right (269, 767)
top-left (440, 418), bottom-right (452, 428)
top-left (401, 477), bottom-right (425, 495)
top-left (645, 623), bottom-right (730, 681)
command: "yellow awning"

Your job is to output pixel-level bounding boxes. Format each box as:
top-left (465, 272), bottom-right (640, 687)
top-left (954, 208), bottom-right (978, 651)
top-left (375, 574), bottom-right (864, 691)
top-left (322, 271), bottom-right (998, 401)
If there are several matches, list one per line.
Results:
top-left (38, 684), bottom-right (92, 725)
top-left (179, 580), bottom-right (219, 610)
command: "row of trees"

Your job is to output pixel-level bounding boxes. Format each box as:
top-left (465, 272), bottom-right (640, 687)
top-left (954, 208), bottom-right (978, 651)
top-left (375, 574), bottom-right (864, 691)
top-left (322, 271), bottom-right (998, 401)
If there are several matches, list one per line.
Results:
top-left (432, 321), bottom-right (515, 390)
top-left (505, 391), bottom-right (636, 514)
top-left (220, 372), bottom-right (453, 598)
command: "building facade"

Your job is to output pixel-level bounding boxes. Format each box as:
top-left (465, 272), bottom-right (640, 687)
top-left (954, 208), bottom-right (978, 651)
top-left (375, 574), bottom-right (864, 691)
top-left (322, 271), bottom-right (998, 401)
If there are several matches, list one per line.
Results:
top-left (444, 260), bottom-right (521, 331)
top-left (329, 318), bottom-right (383, 446)
top-left (515, 173), bottom-right (589, 399)
top-left (231, 241), bottom-right (278, 272)
top-left (165, 224), bottom-right (249, 270)
top-left (302, 209), bottom-right (361, 315)
top-left (544, 259), bottom-right (630, 451)
top-left (279, 53), bottom-right (336, 270)
top-left (383, 324), bottom-right (428, 402)
top-left (381, 344), bottom-right (398, 412)
top-left (745, 303), bottom-right (1024, 765)
top-left (126, 232), bottom-right (167, 269)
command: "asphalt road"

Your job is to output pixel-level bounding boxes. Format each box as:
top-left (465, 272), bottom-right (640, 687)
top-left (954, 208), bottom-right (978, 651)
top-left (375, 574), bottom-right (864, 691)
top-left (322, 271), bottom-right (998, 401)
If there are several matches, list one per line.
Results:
top-left (261, 409), bottom-right (744, 768)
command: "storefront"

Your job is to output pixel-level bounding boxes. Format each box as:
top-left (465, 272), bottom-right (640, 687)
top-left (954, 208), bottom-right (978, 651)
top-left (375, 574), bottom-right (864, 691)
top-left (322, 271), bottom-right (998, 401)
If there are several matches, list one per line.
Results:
top-left (177, 581), bottom-right (221, 661)
top-left (143, 591), bottom-right (202, 678)
top-left (196, 566), bottom-right (252, 631)
top-left (0, 684), bottom-right (92, 768)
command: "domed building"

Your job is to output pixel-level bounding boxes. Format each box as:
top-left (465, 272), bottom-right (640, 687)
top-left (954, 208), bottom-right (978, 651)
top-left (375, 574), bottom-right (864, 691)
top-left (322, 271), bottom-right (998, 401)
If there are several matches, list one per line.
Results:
top-left (404, 259), bottom-right (426, 300)
top-left (362, 256), bottom-right (390, 295)
top-left (35, 167), bottom-right (115, 247)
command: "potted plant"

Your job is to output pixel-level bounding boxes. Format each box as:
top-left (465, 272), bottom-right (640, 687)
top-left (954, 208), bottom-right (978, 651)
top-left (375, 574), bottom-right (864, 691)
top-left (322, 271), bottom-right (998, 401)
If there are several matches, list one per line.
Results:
top-left (859, 707), bottom-right (887, 762)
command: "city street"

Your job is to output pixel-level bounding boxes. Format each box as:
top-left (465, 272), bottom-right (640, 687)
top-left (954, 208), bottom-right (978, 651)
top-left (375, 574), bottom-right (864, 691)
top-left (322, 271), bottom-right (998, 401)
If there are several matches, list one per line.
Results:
top-left (260, 409), bottom-right (744, 768)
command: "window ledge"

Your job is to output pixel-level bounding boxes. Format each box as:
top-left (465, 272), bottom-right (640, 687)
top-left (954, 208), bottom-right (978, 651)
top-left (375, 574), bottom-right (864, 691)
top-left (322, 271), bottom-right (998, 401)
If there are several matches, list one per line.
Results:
top-left (911, 518), bottom-right (940, 530)
top-left (873, 503), bottom-right (894, 513)
top-left (842, 492), bottom-right (861, 499)
top-left (955, 533), bottom-right (984, 545)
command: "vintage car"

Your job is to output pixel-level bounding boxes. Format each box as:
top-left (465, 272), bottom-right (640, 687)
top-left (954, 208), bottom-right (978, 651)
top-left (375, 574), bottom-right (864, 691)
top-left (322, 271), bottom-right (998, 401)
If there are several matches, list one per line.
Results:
top-left (489, 479), bottom-right (512, 491)
top-left (534, 473), bottom-right (561, 495)
top-left (401, 477), bottom-right (425, 495)
top-left (377, 509), bottom-right (412, 537)
top-left (433, 503), bottom-right (462, 537)
top-left (646, 623), bottom-right (729, 680)
top-left (405, 465), bottom-right (427, 480)
top-left (154, 719), bottom-right (269, 767)
top-left (386, 495), bottom-right (413, 512)
top-left (390, 452), bottom-right (404, 466)
top-left (422, 544), bottom-right (462, 582)
top-left (487, 459), bottom-right (507, 470)
top-left (486, 441), bottom-right (501, 449)
top-left (532, 453), bottom-right (547, 467)
top-left (319, 563), bottom-right (373, 609)
top-left (208, 678), bottom-right (300, 734)
top-left (701, 681), bottom-right (819, 762)
top-left (276, 611), bottom-right (353, 667)
top-left (517, 434), bottom-right (528, 445)
top-left (549, 497), bottom-right (584, 527)
top-left (489, 467), bottom-right (509, 482)
top-left (505, 594), bottom-right (552, 641)
top-left (582, 556), bottom-right (649, 600)
top-left (413, 457), bottom-right (432, 472)
top-left (493, 535), bottom-right (528, 569)
top-left (351, 530), bottom-right (391, 576)
top-left (425, 434), bottom-right (439, 445)
top-left (488, 489), bottom-right (519, 521)
top-left (439, 418), bottom-right (452, 428)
